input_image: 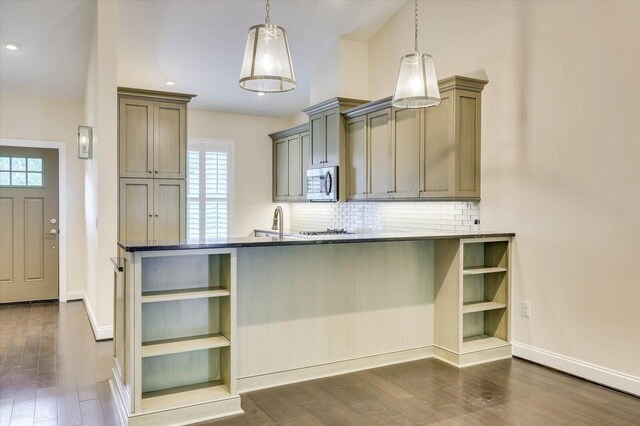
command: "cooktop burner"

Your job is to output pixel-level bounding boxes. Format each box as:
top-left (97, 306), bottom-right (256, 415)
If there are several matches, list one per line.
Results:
top-left (299, 228), bottom-right (354, 236)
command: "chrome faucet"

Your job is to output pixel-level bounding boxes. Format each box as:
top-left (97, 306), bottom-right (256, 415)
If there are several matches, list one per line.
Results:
top-left (271, 206), bottom-right (284, 239)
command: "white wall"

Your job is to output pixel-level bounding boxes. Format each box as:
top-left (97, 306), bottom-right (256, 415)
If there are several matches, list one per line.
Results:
top-left (188, 110), bottom-right (293, 237)
top-left (82, 1), bottom-right (118, 339)
top-left (0, 92), bottom-right (86, 298)
top-left (369, 0), bottom-right (640, 384)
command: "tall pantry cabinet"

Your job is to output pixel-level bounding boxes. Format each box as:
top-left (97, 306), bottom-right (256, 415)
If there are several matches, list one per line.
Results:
top-left (118, 88), bottom-right (195, 243)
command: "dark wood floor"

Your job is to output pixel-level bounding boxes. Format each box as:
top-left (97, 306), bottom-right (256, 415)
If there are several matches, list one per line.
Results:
top-left (1, 302), bottom-right (639, 426)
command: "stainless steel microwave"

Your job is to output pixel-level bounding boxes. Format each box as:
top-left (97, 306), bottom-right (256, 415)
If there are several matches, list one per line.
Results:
top-left (306, 166), bottom-right (338, 202)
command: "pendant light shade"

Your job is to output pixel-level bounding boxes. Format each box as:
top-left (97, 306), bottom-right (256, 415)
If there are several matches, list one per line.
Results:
top-left (392, 52), bottom-right (440, 108)
top-left (392, 0), bottom-right (440, 109)
top-left (239, 1), bottom-right (296, 93)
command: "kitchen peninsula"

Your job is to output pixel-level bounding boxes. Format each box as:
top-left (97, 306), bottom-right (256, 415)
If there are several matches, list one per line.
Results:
top-left (111, 230), bottom-right (514, 425)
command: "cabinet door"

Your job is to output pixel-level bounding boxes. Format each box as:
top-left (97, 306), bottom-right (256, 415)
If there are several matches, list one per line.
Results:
top-left (455, 90), bottom-right (481, 199)
top-left (274, 138), bottom-right (289, 200)
top-left (392, 108), bottom-right (422, 199)
top-left (119, 179), bottom-right (153, 242)
top-left (346, 116), bottom-right (367, 200)
top-left (300, 131), bottom-right (311, 198)
top-left (287, 135), bottom-right (302, 199)
top-left (324, 109), bottom-right (340, 166)
top-left (119, 98), bottom-right (154, 178)
top-left (154, 102), bottom-right (186, 179)
top-left (423, 91), bottom-right (454, 198)
top-left (153, 179), bottom-right (186, 241)
top-left (367, 108), bottom-right (392, 199)
top-left (309, 113), bottom-right (325, 167)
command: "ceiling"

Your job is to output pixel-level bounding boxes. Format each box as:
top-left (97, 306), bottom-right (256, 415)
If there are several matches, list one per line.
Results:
top-left (0, 0), bottom-right (405, 117)
top-left (0, 0), bottom-right (95, 99)
top-left (117, 0), bottom-right (405, 116)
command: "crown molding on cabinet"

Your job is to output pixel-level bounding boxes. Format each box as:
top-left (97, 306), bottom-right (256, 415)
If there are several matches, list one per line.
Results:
top-left (302, 97), bottom-right (369, 116)
top-left (268, 122), bottom-right (309, 140)
top-left (117, 87), bottom-right (197, 103)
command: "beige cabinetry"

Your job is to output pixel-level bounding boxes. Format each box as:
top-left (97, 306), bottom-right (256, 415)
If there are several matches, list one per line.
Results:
top-left (423, 78), bottom-right (484, 199)
top-left (270, 124), bottom-right (310, 202)
top-left (119, 96), bottom-right (187, 179)
top-left (345, 116), bottom-right (367, 200)
top-left (367, 108), bottom-right (393, 199)
top-left (434, 237), bottom-right (511, 367)
top-left (118, 88), bottom-right (194, 242)
top-left (343, 76), bottom-right (487, 201)
top-left (119, 179), bottom-right (186, 243)
top-left (391, 107), bottom-right (422, 199)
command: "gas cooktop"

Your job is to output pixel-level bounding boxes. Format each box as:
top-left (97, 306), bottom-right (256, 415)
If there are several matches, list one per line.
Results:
top-left (298, 228), bottom-right (354, 236)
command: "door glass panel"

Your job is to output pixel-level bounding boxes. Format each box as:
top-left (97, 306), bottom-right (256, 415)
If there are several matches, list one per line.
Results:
top-left (27, 172), bottom-right (43, 186)
top-left (27, 158), bottom-right (43, 172)
top-left (11, 172), bottom-right (26, 186)
top-left (11, 158), bottom-right (26, 171)
top-left (1, 157), bottom-right (44, 187)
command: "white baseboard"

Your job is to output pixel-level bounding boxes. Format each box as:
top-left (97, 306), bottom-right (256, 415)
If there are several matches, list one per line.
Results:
top-left (66, 290), bottom-right (84, 301)
top-left (237, 346), bottom-right (433, 393)
top-left (512, 341), bottom-right (639, 396)
top-left (83, 297), bottom-right (113, 341)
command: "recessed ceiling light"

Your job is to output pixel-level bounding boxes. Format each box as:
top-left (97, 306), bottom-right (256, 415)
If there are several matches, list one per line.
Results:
top-left (3, 42), bottom-right (20, 51)
top-left (165, 80), bottom-right (175, 86)
top-left (257, 92), bottom-right (265, 97)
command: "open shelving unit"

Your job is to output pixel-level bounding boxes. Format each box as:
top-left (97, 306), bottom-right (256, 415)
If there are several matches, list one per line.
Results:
top-left (433, 236), bottom-right (512, 367)
top-left (131, 250), bottom-right (239, 422)
top-left (461, 239), bottom-right (509, 353)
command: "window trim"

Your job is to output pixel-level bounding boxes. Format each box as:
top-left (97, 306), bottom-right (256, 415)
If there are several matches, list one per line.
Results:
top-left (187, 138), bottom-right (235, 238)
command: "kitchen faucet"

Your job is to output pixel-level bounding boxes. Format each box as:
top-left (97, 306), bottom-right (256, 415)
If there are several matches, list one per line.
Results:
top-left (272, 206), bottom-right (284, 239)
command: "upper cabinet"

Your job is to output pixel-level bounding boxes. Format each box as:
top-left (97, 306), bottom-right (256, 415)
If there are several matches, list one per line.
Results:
top-left (270, 124), bottom-right (309, 202)
top-left (343, 75), bottom-right (487, 202)
top-left (303, 98), bottom-right (369, 168)
top-left (118, 88), bottom-right (194, 180)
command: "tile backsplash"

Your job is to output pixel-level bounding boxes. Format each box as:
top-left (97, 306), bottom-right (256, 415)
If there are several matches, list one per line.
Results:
top-left (290, 201), bottom-right (479, 233)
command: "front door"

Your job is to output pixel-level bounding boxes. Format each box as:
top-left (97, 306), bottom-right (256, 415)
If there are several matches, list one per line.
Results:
top-left (0, 146), bottom-right (59, 303)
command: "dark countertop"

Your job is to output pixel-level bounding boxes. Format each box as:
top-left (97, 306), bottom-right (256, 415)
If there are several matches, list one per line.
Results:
top-left (117, 230), bottom-right (515, 252)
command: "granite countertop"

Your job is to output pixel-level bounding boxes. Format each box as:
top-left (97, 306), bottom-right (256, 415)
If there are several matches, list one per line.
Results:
top-left (117, 229), bottom-right (515, 252)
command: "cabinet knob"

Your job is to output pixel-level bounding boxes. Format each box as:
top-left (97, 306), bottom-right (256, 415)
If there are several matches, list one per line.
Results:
top-left (362, 192), bottom-right (367, 195)
top-left (148, 170), bottom-right (152, 174)
top-left (155, 214), bottom-right (158, 217)
top-left (154, 170), bottom-right (158, 174)
top-left (148, 214), bottom-right (152, 217)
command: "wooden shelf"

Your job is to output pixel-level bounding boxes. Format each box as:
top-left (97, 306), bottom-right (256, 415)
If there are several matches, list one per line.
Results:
top-left (463, 301), bottom-right (507, 314)
top-left (462, 335), bottom-right (509, 353)
top-left (141, 334), bottom-right (230, 358)
top-left (463, 266), bottom-right (507, 276)
top-left (141, 381), bottom-right (230, 413)
top-left (141, 286), bottom-right (230, 303)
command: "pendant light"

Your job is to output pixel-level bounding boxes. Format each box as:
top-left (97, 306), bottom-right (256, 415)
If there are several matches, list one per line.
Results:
top-left (392, 0), bottom-right (440, 108)
top-left (239, 0), bottom-right (296, 93)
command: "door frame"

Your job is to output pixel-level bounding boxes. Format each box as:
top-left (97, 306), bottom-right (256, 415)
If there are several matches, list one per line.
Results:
top-left (0, 138), bottom-right (68, 302)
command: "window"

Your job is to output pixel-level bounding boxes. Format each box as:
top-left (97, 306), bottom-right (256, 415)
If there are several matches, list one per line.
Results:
top-left (187, 141), bottom-right (232, 239)
top-left (0, 156), bottom-right (43, 187)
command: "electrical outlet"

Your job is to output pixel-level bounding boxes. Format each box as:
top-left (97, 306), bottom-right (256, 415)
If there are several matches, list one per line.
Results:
top-left (521, 301), bottom-right (531, 318)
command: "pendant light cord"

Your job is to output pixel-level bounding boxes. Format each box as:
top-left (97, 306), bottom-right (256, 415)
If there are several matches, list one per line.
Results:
top-left (265, 0), bottom-right (271, 24)
top-left (414, 0), bottom-right (419, 52)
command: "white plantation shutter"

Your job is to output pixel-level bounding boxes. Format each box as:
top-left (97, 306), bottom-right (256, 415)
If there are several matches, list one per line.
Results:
top-left (187, 142), bottom-right (231, 239)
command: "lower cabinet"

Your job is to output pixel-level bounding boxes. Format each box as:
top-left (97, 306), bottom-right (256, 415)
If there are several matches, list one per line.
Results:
top-left (434, 237), bottom-right (511, 367)
top-left (119, 178), bottom-right (186, 243)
